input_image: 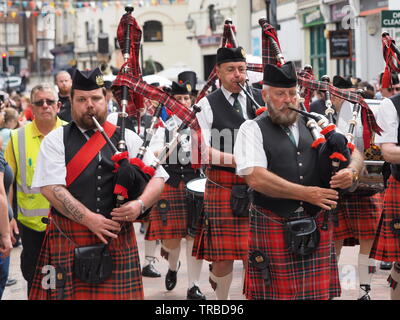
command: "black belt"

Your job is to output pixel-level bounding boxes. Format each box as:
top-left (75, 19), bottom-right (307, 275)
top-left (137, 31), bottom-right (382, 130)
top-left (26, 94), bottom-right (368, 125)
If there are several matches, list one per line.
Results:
top-left (209, 165), bottom-right (236, 174)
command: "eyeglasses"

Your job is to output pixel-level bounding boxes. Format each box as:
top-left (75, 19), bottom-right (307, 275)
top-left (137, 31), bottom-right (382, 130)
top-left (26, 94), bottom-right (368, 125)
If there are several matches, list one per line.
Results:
top-left (387, 87), bottom-right (400, 93)
top-left (32, 99), bottom-right (56, 107)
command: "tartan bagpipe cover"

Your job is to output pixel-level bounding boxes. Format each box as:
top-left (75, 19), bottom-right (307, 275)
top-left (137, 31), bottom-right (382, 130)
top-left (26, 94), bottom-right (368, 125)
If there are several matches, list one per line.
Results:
top-left (259, 20), bottom-right (382, 149)
top-left (111, 12), bottom-right (205, 166)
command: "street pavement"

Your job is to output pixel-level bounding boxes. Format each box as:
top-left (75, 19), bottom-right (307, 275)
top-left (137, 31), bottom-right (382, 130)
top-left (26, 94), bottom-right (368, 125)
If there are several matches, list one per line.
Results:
top-left (2, 223), bottom-right (391, 300)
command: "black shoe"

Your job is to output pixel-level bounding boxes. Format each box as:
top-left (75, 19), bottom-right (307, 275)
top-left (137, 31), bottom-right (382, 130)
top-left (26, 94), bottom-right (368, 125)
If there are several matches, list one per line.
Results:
top-left (165, 262), bottom-right (180, 291)
top-left (142, 263), bottom-right (161, 278)
top-left (380, 261), bottom-right (393, 270)
top-left (5, 278), bottom-right (17, 286)
top-left (358, 284), bottom-right (371, 300)
top-left (187, 285), bottom-right (206, 300)
top-left (358, 293), bottom-right (371, 300)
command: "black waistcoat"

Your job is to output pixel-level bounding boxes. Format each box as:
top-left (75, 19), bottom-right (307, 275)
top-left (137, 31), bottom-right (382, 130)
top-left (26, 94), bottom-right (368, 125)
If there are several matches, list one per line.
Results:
top-left (207, 87), bottom-right (262, 172)
top-left (52, 122), bottom-right (121, 219)
top-left (163, 127), bottom-right (199, 188)
top-left (252, 113), bottom-right (322, 217)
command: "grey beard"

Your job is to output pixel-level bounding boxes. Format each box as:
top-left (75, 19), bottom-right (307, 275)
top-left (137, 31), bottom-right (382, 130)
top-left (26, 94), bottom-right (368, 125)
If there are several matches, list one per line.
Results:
top-left (268, 102), bottom-right (299, 127)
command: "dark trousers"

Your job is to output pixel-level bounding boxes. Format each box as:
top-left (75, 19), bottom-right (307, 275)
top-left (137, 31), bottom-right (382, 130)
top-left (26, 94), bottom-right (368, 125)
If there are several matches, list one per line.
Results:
top-left (0, 256), bottom-right (10, 299)
top-left (19, 223), bottom-right (45, 296)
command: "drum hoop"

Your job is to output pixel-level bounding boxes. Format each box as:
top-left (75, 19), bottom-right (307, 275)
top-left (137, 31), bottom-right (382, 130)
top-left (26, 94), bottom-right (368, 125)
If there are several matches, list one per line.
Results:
top-left (186, 178), bottom-right (206, 195)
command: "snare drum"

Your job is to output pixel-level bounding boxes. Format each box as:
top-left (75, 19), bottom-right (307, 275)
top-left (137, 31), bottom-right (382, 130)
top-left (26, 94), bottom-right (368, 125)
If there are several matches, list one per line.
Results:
top-left (185, 178), bottom-right (207, 238)
top-left (355, 160), bottom-right (385, 196)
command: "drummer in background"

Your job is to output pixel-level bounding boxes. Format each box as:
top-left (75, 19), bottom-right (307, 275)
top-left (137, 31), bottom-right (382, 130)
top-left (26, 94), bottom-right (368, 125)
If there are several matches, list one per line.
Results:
top-left (194, 47), bottom-right (263, 300)
top-left (145, 80), bottom-right (206, 300)
top-left (311, 75), bottom-right (383, 300)
top-left (370, 80), bottom-right (400, 300)
top-left (106, 96), bottom-right (163, 279)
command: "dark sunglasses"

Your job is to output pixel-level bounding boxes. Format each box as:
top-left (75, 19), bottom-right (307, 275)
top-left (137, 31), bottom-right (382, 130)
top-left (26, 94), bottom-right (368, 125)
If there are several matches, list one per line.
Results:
top-left (32, 99), bottom-right (56, 107)
top-left (387, 87), bottom-right (400, 93)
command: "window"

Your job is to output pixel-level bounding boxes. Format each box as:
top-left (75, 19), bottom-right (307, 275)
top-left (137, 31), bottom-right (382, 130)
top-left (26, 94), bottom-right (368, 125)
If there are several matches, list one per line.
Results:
top-left (85, 21), bottom-right (93, 44)
top-left (0, 23), bottom-right (19, 45)
top-left (310, 25), bottom-right (327, 79)
top-left (143, 21), bottom-right (163, 42)
top-left (99, 19), bottom-right (103, 34)
top-left (63, 11), bottom-right (69, 43)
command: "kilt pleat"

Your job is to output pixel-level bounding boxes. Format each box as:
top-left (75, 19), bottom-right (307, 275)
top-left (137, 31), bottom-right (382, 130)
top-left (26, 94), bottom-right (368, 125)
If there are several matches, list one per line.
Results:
top-left (370, 177), bottom-right (400, 261)
top-left (192, 168), bottom-right (249, 262)
top-left (145, 181), bottom-right (190, 240)
top-left (244, 207), bottom-right (341, 300)
top-left (29, 213), bottom-right (143, 300)
top-left (334, 192), bottom-right (383, 241)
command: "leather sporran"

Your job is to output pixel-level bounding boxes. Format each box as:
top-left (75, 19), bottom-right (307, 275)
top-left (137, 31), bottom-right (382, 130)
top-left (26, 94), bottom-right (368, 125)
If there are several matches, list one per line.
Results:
top-left (284, 217), bottom-right (320, 256)
top-left (230, 184), bottom-right (250, 217)
top-left (74, 243), bottom-right (113, 284)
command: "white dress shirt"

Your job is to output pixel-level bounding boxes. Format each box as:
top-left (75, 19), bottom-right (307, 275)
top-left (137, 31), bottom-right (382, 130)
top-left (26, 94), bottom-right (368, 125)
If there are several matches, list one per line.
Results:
top-left (196, 86), bottom-right (249, 147)
top-left (375, 97), bottom-right (399, 145)
top-left (32, 125), bottom-right (169, 188)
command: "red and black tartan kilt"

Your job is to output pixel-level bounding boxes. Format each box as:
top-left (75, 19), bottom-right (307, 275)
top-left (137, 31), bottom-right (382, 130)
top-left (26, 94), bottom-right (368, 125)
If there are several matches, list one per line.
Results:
top-left (370, 177), bottom-right (400, 261)
top-left (29, 213), bottom-right (144, 300)
top-left (192, 168), bottom-right (249, 262)
top-left (145, 181), bottom-right (190, 240)
top-left (333, 192), bottom-right (383, 241)
top-left (244, 206), bottom-right (341, 300)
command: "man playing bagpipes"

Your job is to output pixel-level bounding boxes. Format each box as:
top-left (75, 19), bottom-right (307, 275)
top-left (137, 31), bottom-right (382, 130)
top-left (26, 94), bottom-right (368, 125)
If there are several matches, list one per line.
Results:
top-left (28, 68), bottom-right (168, 300)
top-left (310, 75), bottom-right (383, 300)
top-left (369, 32), bottom-right (400, 301)
top-left (145, 80), bottom-right (206, 300)
top-left (234, 60), bottom-right (365, 300)
top-left (192, 44), bottom-right (264, 300)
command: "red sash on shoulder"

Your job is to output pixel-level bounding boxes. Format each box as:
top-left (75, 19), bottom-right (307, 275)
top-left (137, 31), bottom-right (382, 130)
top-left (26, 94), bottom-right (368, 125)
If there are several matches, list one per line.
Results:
top-left (66, 121), bottom-right (117, 187)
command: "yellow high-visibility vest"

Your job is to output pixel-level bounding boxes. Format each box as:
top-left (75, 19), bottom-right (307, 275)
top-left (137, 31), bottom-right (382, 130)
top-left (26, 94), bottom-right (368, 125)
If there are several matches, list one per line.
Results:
top-left (11, 120), bottom-right (65, 231)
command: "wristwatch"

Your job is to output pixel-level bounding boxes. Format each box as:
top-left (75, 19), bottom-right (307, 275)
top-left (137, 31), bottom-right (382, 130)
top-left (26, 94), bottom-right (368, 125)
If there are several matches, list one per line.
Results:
top-left (137, 199), bottom-right (146, 214)
top-left (349, 168), bottom-right (359, 184)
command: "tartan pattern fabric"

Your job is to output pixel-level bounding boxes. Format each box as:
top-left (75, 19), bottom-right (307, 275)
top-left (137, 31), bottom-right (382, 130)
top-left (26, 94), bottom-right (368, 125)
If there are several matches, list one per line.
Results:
top-left (29, 213), bottom-right (143, 300)
top-left (145, 181), bottom-right (191, 240)
top-left (382, 33), bottom-right (400, 88)
top-left (259, 21), bottom-right (381, 148)
top-left (333, 192), bottom-right (384, 241)
top-left (244, 206), bottom-right (341, 300)
top-left (192, 168), bottom-right (249, 262)
top-left (112, 74), bottom-right (205, 166)
top-left (259, 19), bottom-right (282, 67)
top-left (114, 11), bottom-right (144, 115)
top-left (297, 76), bottom-right (381, 150)
top-left (370, 177), bottom-right (400, 261)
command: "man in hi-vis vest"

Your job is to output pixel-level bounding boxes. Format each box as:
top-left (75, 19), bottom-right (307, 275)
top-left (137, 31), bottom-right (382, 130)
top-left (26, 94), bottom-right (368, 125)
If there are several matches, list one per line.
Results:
top-left (5, 83), bottom-right (66, 295)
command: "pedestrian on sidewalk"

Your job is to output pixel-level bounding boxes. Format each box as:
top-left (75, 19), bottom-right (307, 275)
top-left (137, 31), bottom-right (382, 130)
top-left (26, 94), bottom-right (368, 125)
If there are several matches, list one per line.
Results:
top-left (4, 83), bottom-right (65, 296)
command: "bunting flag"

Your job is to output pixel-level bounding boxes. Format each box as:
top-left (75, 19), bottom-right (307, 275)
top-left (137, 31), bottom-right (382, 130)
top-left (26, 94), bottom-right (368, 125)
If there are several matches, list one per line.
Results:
top-left (381, 33), bottom-right (400, 89)
top-left (0, 0), bottom-right (189, 17)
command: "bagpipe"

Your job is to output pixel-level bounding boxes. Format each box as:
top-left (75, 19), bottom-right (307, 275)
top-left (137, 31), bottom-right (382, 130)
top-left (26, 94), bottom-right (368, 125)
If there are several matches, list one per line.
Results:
top-left (259, 18), bottom-right (382, 229)
top-left (259, 18), bottom-right (351, 182)
top-left (95, 6), bottom-right (205, 219)
top-left (196, 18), bottom-right (267, 116)
top-left (381, 32), bottom-right (400, 89)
